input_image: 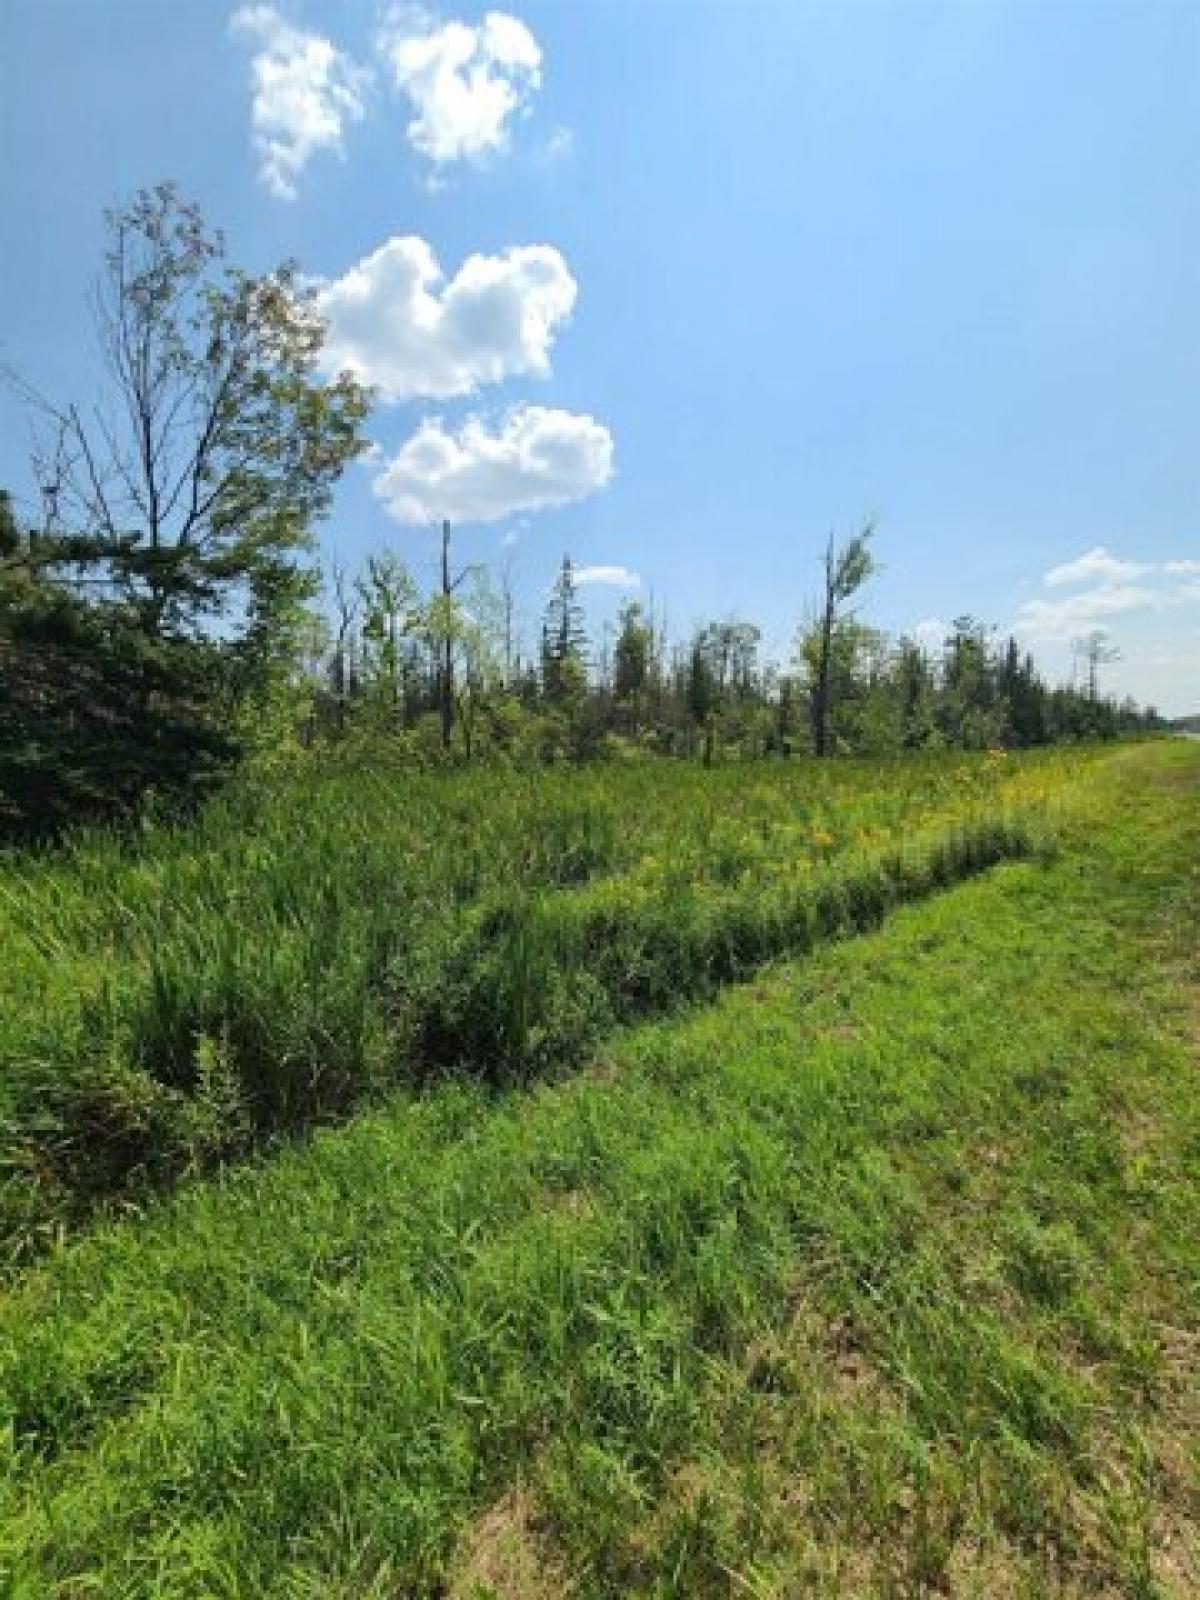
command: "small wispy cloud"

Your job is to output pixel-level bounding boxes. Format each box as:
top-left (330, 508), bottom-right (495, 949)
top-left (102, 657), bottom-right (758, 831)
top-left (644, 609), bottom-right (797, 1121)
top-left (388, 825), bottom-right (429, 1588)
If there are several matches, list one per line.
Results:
top-left (231, 6), bottom-right (368, 199)
top-left (1043, 545), bottom-right (1151, 588)
top-left (378, 7), bottom-right (542, 166)
top-left (233, 8), bottom-right (559, 196)
top-left (1015, 544), bottom-right (1200, 640)
top-left (1015, 584), bottom-right (1168, 640)
top-left (538, 125), bottom-right (574, 164)
top-left (575, 564), bottom-right (640, 589)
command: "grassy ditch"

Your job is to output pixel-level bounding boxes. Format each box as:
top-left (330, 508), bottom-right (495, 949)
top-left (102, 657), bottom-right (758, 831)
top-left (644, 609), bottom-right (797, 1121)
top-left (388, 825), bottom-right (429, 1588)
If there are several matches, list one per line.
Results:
top-left (0, 750), bottom-right (1067, 1260)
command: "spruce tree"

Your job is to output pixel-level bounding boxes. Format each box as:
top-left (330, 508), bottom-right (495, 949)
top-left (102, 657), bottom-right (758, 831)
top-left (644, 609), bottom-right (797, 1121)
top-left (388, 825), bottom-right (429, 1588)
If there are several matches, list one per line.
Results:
top-left (541, 555), bottom-right (588, 702)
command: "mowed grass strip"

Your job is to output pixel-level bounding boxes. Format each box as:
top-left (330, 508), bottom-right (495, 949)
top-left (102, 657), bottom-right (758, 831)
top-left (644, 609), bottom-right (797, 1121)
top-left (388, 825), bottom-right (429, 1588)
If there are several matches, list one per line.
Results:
top-left (0, 741), bottom-right (1196, 1597)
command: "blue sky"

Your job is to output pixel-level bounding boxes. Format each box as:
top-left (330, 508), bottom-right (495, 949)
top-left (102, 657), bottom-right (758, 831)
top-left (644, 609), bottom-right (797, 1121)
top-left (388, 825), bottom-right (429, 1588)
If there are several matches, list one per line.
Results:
top-left (2, 1), bottom-right (1198, 711)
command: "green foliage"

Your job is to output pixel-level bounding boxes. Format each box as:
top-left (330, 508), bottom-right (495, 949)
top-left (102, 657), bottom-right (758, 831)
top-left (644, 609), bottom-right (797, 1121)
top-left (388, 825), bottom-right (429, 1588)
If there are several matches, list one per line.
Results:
top-left (0, 568), bottom-right (238, 834)
top-left (1, 184), bottom-right (369, 836)
top-left (541, 554), bottom-right (589, 705)
top-left (356, 551), bottom-right (418, 728)
top-left (613, 599), bottom-right (653, 714)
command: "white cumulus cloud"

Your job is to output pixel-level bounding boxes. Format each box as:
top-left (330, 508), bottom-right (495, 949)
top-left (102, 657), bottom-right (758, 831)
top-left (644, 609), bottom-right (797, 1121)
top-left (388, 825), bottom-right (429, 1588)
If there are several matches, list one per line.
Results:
top-left (232, 6), bottom-right (368, 199)
top-left (373, 406), bottom-right (614, 525)
top-left (1043, 546), bottom-right (1152, 587)
top-left (575, 565), bottom-right (640, 588)
top-left (316, 236), bottom-right (576, 402)
top-left (379, 8), bottom-right (542, 164)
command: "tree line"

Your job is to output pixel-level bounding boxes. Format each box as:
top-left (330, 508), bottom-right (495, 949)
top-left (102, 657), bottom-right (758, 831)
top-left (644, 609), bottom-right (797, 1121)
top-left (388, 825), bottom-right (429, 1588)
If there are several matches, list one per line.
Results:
top-left (304, 531), bottom-right (1156, 767)
top-left (0, 187), bottom-right (1159, 838)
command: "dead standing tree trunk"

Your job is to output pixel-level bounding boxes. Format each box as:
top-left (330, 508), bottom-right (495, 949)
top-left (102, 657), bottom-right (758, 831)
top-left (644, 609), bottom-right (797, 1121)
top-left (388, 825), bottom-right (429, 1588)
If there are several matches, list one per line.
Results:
top-left (1073, 629), bottom-right (1121, 703)
top-left (330, 563), bottom-right (358, 736)
top-left (809, 521), bottom-right (876, 758)
top-left (436, 520), bottom-right (479, 755)
top-left (440, 520), bottom-right (454, 752)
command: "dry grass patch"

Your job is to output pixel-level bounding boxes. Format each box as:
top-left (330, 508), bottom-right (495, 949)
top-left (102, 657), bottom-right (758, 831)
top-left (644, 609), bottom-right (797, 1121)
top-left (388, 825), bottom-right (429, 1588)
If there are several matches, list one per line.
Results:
top-left (447, 1487), bottom-right (575, 1600)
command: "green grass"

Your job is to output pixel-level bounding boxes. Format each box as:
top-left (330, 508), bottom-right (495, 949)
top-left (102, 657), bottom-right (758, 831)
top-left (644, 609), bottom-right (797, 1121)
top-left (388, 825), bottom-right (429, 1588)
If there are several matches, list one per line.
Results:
top-left (0, 748), bottom-right (1071, 1261)
top-left (0, 739), bottom-right (1195, 1595)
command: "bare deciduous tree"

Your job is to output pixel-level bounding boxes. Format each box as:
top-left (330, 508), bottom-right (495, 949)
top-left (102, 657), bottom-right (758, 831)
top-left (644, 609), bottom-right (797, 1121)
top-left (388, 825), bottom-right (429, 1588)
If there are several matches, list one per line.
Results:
top-left (1073, 629), bottom-right (1121, 702)
top-left (10, 182), bottom-right (368, 642)
top-left (809, 521), bottom-right (876, 756)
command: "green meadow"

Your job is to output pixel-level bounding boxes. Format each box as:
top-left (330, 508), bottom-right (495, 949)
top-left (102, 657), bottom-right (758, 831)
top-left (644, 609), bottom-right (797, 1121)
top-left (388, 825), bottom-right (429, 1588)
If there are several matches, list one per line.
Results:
top-left (0, 739), bottom-right (1197, 1595)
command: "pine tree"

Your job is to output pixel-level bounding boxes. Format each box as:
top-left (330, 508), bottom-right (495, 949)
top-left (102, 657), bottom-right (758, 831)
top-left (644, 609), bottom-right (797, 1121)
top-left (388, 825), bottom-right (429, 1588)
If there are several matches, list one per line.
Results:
top-left (541, 555), bottom-right (589, 702)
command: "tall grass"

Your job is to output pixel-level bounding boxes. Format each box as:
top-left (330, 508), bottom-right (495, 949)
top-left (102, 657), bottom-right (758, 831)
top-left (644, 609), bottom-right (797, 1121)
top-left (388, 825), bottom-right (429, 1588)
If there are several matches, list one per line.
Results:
top-left (0, 742), bottom-right (1193, 1597)
top-left (0, 750), bottom-right (1078, 1259)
